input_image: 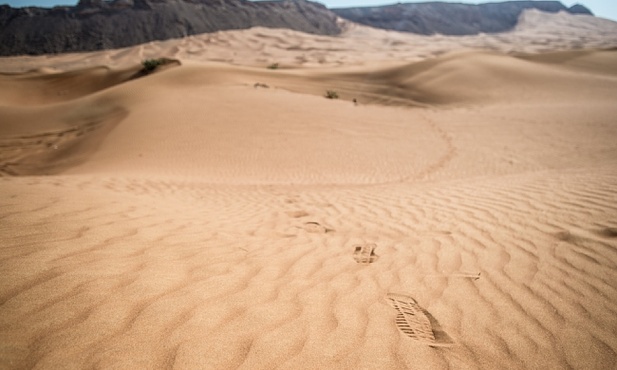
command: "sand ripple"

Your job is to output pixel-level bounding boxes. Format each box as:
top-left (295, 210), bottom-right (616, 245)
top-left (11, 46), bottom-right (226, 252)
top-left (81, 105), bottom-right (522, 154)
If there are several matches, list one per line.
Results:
top-left (1, 13), bottom-right (617, 369)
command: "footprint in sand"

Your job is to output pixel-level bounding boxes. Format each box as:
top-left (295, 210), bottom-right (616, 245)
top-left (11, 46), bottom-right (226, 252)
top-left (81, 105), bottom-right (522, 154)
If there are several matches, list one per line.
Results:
top-left (302, 221), bottom-right (333, 234)
top-left (353, 243), bottom-right (379, 264)
top-left (385, 293), bottom-right (454, 347)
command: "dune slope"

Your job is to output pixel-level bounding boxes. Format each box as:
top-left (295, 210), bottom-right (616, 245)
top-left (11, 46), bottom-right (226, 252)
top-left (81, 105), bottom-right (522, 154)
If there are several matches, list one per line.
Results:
top-left (1, 21), bottom-right (617, 370)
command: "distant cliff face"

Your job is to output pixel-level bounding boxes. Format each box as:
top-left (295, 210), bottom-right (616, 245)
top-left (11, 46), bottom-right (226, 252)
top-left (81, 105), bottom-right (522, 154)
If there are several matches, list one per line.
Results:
top-left (332, 1), bottom-right (593, 36)
top-left (0, 1), bottom-right (597, 57)
top-left (0, 0), bottom-right (341, 56)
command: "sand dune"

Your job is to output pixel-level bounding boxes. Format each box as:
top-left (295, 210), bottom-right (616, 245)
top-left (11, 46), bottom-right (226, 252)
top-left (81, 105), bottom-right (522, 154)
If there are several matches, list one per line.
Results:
top-left (0, 65), bottom-right (142, 106)
top-left (1, 10), bottom-right (617, 370)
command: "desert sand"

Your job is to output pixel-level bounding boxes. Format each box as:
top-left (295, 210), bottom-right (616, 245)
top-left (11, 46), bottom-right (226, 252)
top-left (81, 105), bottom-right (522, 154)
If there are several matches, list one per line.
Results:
top-left (1, 10), bottom-right (617, 369)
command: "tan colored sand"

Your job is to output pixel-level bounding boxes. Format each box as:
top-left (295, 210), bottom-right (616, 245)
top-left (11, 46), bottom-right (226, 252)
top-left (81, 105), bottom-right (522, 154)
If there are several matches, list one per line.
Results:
top-left (1, 10), bottom-right (617, 369)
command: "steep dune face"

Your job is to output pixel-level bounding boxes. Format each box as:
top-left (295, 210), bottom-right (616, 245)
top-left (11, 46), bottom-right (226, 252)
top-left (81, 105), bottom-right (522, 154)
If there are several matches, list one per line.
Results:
top-left (0, 61), bottom-right (184, 176)
top-left (1, 13), bottom-right (617, 370)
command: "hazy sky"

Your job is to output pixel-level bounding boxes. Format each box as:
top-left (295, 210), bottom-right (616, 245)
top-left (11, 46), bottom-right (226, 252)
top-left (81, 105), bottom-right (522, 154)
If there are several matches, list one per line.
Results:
top-left (2, 0), bottom-right (616, 21)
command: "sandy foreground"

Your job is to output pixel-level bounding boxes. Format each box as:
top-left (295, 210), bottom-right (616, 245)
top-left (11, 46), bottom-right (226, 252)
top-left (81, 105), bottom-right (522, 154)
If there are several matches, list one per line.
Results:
top-left (1, 10), bottom-right (617, 369)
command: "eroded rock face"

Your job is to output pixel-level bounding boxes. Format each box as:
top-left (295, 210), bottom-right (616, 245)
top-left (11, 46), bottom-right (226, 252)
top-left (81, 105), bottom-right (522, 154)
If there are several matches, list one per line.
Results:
top-left (0, 0), bottom-right (341, 56)
top-left (332, 1), bottom-right (593, 36)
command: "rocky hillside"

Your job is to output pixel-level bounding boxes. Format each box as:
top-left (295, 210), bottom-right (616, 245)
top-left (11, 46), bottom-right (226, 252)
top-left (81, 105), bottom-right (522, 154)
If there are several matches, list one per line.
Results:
top-left (0, 0), bottom-right (597, 57)
top-left (332, 1), bottom-right (593, 36)
top-left (0, 0), bottom-right (341, 56)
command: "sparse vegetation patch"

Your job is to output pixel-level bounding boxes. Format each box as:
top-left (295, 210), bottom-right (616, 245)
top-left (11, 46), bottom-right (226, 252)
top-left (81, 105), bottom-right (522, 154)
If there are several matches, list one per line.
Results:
top-left (325, 90), bottom-right (339, 99)
top-left (141, 58), bottom-right (168, 73)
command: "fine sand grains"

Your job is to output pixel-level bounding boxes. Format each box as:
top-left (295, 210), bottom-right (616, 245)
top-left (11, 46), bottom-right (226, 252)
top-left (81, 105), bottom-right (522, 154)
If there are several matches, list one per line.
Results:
top-left (1, 12), bottom-right (617, 370)
top-left (1, 166), bottom-right (616, 369)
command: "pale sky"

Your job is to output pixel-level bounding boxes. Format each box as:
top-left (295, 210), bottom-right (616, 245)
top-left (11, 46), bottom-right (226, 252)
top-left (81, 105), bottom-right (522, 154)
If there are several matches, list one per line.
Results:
top-left (2, 0), bottom-right (616, 21)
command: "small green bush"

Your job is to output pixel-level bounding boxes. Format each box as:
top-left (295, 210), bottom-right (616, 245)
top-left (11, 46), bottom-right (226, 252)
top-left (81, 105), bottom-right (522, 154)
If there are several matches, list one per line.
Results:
top-left (325, 90), bottom-right (339, 99)
top-left (267, 63), bottom-right (279, 70)
top-left (142, 58), bottom-right (166, 73)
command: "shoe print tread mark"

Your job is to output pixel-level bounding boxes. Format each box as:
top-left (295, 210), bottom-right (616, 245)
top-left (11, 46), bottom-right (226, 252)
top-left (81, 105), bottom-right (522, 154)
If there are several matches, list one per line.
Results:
top-left (353, 243), bottom-right (378, 264)
top-left (386, 293), bottom-right (454, 347)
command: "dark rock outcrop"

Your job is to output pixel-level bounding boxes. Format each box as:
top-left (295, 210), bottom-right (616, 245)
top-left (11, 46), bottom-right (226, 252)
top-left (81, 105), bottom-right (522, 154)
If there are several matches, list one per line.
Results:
top-left (332, 1), bottom-right (594, 36)
top-left (0, 0), bottom-right (341, 56)
top-left (568, 4), bottom-right (594, 15)
top-left (0, 1), bottom-right (597, 57)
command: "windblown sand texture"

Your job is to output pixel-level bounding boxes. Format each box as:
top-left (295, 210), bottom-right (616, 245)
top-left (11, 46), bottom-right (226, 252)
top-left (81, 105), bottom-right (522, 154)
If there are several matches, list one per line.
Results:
top-left (1, 10), bottom-right (617, 369)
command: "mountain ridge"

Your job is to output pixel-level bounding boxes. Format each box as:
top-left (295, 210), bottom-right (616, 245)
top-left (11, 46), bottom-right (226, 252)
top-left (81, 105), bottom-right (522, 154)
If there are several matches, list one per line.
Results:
top-left (332, 1), bottom-right (593, 36)
top-left (0, 0), bottom-right (341, 56)
top-left (0, 0), bottom-right (597, 57)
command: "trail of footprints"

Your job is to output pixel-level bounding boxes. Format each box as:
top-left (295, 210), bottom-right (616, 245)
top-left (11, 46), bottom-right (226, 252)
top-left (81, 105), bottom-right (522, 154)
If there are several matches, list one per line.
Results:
top-left (280, 181), bottom-right (617, 349)
top-left (283, 205), bottom-right (461, 346)
top-left (347, 239), bottom-right (461, 344)
top-left (282, 201), bottom-right (453, 345)
top-left (349, 239), bottom-right (458, 346)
